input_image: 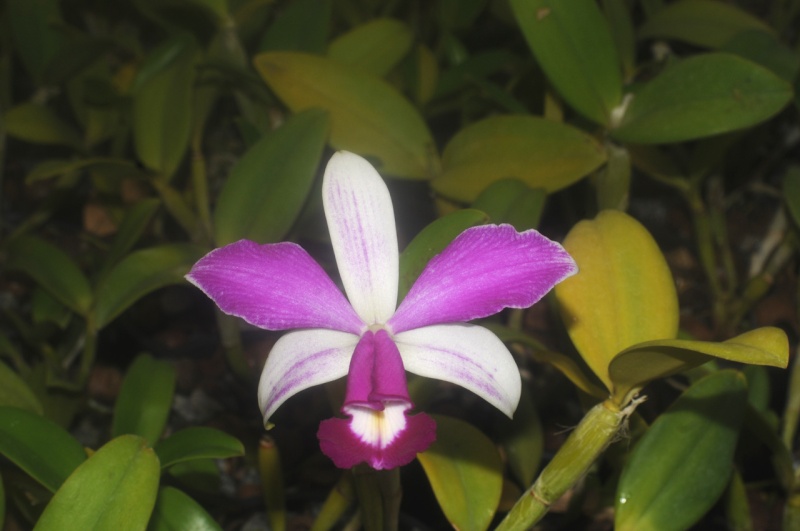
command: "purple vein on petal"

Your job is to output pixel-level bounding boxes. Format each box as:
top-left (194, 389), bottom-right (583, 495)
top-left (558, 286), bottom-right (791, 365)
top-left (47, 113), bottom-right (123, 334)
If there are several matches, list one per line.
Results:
top-left (186, 240), bottom-right (364, 334)
top-left (394, 323), bottom-right (522, 418)
top-left (389, 224), bottom-right (577, 333)
top-left (258, 329), bottom-right (359, 422)
top-left (323, 151), bottom-right (399, 325)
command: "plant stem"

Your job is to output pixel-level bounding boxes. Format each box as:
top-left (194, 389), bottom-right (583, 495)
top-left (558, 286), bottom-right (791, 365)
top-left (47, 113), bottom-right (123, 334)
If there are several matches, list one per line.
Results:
top-left (497, 398), bottom-right (641, 530)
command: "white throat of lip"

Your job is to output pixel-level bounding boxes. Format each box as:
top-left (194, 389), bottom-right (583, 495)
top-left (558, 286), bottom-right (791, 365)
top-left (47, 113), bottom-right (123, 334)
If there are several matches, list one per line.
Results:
top-left (347, 403), bottom-right (408, 446)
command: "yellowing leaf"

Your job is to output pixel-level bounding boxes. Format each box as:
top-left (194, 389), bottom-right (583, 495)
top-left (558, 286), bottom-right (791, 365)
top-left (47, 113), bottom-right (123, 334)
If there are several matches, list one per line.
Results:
top-left (254, 51), bottom-right (438, 179)
top-left (328, 18), bottom-right (413, 76)
top-left (608, 327), bottom-right (788, 404)
top-left (434, 115), bottom-right (605, 202)
top-left (555, 210), bottom-right (679, 393)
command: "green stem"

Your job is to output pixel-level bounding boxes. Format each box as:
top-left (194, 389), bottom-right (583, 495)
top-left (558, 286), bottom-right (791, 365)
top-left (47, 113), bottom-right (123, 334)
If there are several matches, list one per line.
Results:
top-left (353, 466), bottom-right (401, 531)
top-left (706, 175), bottom-right (738, 300)
top-left (497, 398), bottom-right (641, 530)
top-left (190, 134), bottom-right (213, 245)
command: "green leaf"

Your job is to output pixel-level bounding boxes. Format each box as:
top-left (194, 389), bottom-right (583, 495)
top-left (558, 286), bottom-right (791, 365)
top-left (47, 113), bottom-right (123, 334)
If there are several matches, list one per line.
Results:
top-left (783, 166), bottom-right (800, 229)
top-left (133, 39), bottom-right (197, 178)
top-left (0, 362), bottom-right (44, 414)
top-left (612, 53), bottom-right (793, 144)
top-left (496, 387), bottom-right (542, 488)
top-left (472, 179), bottom-right (547, 230)
top-left (5, 235), bottom-right (92, 316)
top-left (722, 30), bottom-right (800, 82)
top-left (0, 472), bottom-right (4, 526)
top-left (0, 406), bottom-right (86, 492)
top-left (112, 355), bottom-right (176, 446)
top-left (509, 0), bottom-right (622, 125)
top-left (398, 209), bottom-right (489, 299)
top-left (98, 199), bottom-right (162, 278)
top-left (92, 244), bottom-right (206, 328)
top-left (434, 50), bottom-right (517, 99)
top-left (25, 158), bottom-right (141, 184)
top-left (147, 486), bottom-right (222, 531)
top-left (434, 115), bottom-right (606, 202)
top-left (214, 109), bottom-right (329, 245)
top-left (258, 0), bottom-right (330, 54)
top-left (615, 370), bottom-right (747, 531)
top-left (417, 415), bottom-right (503, 531)
top-left (554, 210), bottom-right (679, 394)
top-left (602, 0), bottom-right (635, 79)
top-left (328, 18), bottom-right (413, 77)
top-left (31, 287), bottom-right (71, 329)
top-left (6, 0), bottom-right (63, 84)
top-left (154, 427), bottom-right (244, 469)
top-left (4, 103), bottom-right (81, 148)
top-left (254, 51), bottom-right (438, 179)
top-left (34, 435), bottom-right (160, 531)
top-left (607, 327), bottom-right (788, 404)
top-left (638, 0), bottom-right (772, 49)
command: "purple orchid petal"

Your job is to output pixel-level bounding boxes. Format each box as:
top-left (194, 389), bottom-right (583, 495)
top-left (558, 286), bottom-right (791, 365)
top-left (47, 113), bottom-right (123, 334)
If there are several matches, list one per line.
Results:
top-left (323, 151), bottom-right (399, 326)
top-left (257, 329), bottom-right (359, 423)
top-left (345, 329), bottom-right (410, 409)
top-left (317, 406), bottom-right (436, 469)
top-left (388, 224), bottom-right (577, 333)
top-left (394, 323), bottom-right (521, 417)
top-left (187, 240), bottom-right (364, 334)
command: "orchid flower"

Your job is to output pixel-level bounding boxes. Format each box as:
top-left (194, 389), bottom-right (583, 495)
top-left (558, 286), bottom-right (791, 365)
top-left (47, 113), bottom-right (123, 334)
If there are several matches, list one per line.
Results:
top-left (186, 151), bottom-right (577, 470)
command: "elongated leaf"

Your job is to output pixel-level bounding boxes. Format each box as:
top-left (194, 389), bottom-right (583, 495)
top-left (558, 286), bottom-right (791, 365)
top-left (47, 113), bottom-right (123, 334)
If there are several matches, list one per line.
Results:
top-left (612, 53), bottom-right (792, 144)
top-left (608, 327), bottom-right (788, 404)
top-left (112, 355), bottom-right (176, 446)
top-left (34, 435), bottom-right (159, 531)
top-left (398, 209), bottom-right (489, 299)
top-left (616, 371), bottom-right (747, 531)
top-left (417, 415), bottom-right (502, 531)
top-left (98, 199), bottom-right (162, 278)
top-left (25, 158), bottom-right (140, 184)
top-left (5, 103), bottom-right (81, 148)
top-left (722, 30), bottom-right (799, 82)
top-left (784, 166), bottom-right (800, 229)
top-left (6, 0), bottom-right (63, 84)
top-left (5, 235), bottom-right (92, 316)
top-left (509, 0), bottom-right (622, 125)
top-left (554, 210), bottom-right (679, 393)
top-left (154, 427), bottom-right (244, 468)
top-left (0, 406), bottom-right (86, 492)
top-left (133, 39), bottom-right (197, 178)
top-left (496, 387), bottom-right (542, 488)
top-left (254, 52), bottom-right (438, 179)
top-left (148, 486), bottom-right (222, 531)
top-left (638, 0), bottom-right (772, 49)
top-left (434, 115), bottom-right (605, 202)
top-left (31, 287), bottom-right (71, 329)
top-left (602, 0), bottom-right (635, 79)
top-left (328, 18), bottom-right (413, 77)
top-left (0, 362), bottom-right (43, 414)
top-left (258, 0), bottom-right (330, 54)
top-left (214, 109), bottom-right (329, 245)
top-left (92, 244), bottom-right (206, 328)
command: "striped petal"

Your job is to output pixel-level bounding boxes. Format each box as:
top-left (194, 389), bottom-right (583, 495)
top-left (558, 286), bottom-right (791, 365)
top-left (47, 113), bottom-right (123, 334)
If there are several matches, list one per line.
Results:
top-left (187, 240), bottom-right (364, 334)
top-left (258, 329), bottom-right (359, 423)
top-left (388, 224), bottom-right (577, 333)
top-left (323, 151), bottom-right (399, 326)
top-left (394, 323), bottom-right (521, 417)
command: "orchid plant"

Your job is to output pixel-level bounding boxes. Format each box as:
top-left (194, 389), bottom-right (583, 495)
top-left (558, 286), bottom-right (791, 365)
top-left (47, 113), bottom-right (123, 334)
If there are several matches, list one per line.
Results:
top-left (186, 151), bottom-right (577, 469)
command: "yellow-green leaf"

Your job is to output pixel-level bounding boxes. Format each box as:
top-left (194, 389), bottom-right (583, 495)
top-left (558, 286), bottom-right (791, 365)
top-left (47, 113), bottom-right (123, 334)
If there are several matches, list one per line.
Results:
top-left (34, 435), bottom-right (159, 531)
top-left (554, 210), bottom-right (679, 393)
top-left (434, 115), bottom-right (605, 202)
top-left (5, 103), bottom-right (82, 148)
top-left (254, 51), bottom-right (438, 179)
top-left (608, 327), bottom-right (788, 404)
top-left (417, 415), bottom-right (502, 531)
top-left (328, 18), bottom-right (413, 77)
top-left (638, 0), bottom-right (773, 49)
top-left (0, 362), bottom-right (43, 414)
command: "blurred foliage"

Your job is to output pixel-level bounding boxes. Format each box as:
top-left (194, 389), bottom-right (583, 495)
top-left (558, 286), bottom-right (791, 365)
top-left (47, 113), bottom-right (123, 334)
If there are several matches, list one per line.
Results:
top-left (0, 0), bottom-right (798, 529)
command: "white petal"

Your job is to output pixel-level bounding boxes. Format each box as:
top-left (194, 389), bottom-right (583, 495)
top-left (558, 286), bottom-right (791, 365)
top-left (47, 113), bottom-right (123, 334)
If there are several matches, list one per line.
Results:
top-left (257, 329), bottom-right (359, 423)
top-left (322, 151), bottom-right (399, 325)
top-left (394, 323), bottom-right (521, 417)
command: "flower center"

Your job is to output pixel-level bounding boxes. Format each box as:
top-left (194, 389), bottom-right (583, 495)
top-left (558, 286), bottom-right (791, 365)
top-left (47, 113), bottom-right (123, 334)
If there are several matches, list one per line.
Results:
top-left (346, 402), bottom-right (408, 446)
